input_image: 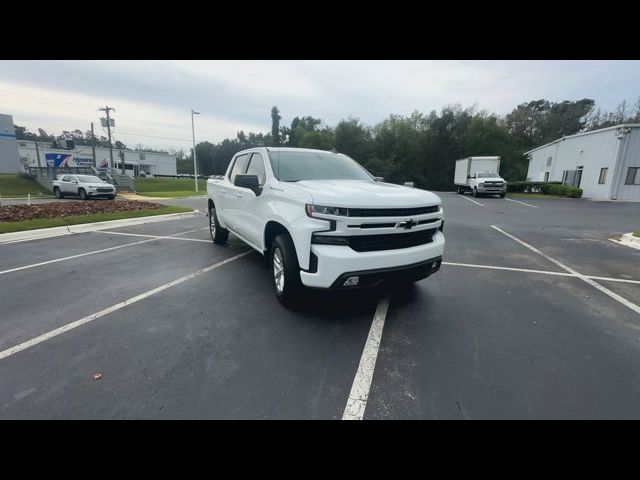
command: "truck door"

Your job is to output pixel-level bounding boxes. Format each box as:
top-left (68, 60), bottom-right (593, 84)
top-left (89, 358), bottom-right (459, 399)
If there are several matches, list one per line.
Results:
top-left (237, 152), bottom-right (267, 247)
top-left (220, 153), bottom-right (250, 230)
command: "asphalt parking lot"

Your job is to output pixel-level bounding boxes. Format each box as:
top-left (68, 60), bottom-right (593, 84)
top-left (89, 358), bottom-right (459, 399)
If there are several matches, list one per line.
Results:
top-left (0, 194), bottom-right (639, 419)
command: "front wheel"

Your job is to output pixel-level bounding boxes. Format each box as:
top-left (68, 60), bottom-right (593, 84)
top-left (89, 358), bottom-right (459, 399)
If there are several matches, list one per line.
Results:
top-left (270, 234), bottom-right (302, 307)
top-left (500, 193), bottom-right (506, 198)
top-left (54, 187), bottom-right (64, 199)
top-left (209, 204), bottom-right (229, 244)
top-left (78, 189), bottom-right (87, 200)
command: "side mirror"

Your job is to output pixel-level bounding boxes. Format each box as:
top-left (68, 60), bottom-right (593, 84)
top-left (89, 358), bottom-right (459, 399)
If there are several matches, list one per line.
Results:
top-left (72, 180), bottom-right (78, 184)
top-left (467, 175), bottom-right (472, 179)
top-left (374, 176), bottom-right (385, 182)
top-left (234, 174), bottom-right (262, 196)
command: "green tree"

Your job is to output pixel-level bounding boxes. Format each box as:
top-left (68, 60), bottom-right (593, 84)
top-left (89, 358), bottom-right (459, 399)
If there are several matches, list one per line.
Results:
top-left (271, 106), bottom-right (281, 146)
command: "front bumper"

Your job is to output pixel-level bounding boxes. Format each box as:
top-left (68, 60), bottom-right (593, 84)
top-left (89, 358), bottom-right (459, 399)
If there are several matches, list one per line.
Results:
top-left (477, 185), bottom-right (507, 194)
top-left (299, 230), bottom-right (445, 289)
top-left (87, 189), bottom-right (116, 197)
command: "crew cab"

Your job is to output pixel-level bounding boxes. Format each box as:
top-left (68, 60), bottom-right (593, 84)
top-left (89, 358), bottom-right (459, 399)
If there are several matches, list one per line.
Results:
top-left (52, 174), bottom-right (116, 200)
top-left (206, 147), bottom-right (445, 306)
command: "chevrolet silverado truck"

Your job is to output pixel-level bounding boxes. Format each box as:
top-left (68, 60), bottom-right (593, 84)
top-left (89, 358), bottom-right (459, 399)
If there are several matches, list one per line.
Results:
top-left (52, 174), bottom-right (116, 200)
top-left (206, 147), bottom-right (445, 306)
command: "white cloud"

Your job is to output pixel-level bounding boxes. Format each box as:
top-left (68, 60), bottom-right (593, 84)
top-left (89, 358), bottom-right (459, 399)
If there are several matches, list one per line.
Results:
top-left (0, 60), bottom-right (638, 150)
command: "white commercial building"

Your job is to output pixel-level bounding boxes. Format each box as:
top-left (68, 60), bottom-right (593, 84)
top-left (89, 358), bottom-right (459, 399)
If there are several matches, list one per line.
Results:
top-left (525, 124), bottom-right (640, 201)
top-left (0, 114), bottom-right (20, 173)
top-left (16, 140), bottom-right (177, 178)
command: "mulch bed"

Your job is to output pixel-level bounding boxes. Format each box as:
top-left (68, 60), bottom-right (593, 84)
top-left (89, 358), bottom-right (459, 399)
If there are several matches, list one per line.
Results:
top-left (0, 200), bottom-right (163, 223)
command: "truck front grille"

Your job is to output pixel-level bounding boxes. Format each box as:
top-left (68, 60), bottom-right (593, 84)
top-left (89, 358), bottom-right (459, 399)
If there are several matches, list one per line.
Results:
top-left (313, 228), bottom-right (438, 252)
top-left (96, 188), bottom-right (113, 192)
top-left (347, 205), bottom-right (439, 217)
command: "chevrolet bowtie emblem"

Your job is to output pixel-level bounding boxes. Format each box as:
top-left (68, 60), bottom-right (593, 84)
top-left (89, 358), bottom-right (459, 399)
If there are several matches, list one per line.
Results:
top-left (398, 219), bottom-right (416, 230)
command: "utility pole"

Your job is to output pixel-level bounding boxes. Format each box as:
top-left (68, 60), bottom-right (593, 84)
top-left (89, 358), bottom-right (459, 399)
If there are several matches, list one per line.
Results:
top-left (90, 122), bottom-right (96, 166)
top-left (191, 109), bottom-right (201, 192)
top-left (99, 106), bottom-right (115, 170)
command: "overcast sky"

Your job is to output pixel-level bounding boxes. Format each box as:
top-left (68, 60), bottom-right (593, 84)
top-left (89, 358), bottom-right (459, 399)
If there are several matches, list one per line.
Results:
top-left (1, 60), bottom-right (639, 151)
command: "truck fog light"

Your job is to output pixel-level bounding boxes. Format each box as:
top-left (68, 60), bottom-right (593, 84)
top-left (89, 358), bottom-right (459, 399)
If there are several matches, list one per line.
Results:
top-left (343, 276), bottom-right (359, 287)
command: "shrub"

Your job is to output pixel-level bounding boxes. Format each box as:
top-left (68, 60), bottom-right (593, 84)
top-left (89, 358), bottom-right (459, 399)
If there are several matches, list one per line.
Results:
top-left (548, 184), bottom-right (564, 195)
top-left (540, 184), bottom-right (552, 194)
top-left (565, 186), bottom-right (583, 198)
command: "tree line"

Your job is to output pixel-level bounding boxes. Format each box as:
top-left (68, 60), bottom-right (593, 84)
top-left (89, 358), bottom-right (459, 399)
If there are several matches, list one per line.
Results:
top-left (15, 97), bottom-right (640, 190)
top-left (187, 98), bottom-right (639, 190)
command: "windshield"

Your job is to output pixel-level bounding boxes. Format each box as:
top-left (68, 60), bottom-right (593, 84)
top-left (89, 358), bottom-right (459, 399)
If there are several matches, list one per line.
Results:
top-left (76, 176), bottom-right (104, 183)
top-left (268, 150), bottom-right (374, 182)
top-left (477, 172), bottom-right (499, 178)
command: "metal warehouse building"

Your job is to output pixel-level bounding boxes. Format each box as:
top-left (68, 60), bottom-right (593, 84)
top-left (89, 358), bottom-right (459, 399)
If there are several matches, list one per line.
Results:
top-left (525, 124), bottom-right (640, 201)
top-left (16, 140), bottom-right (177, 178)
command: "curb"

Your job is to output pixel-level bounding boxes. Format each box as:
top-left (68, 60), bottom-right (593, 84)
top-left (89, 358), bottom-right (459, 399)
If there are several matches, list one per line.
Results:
top-left (0, 210), bottom-right (201, 245)
top-left (610, 232), bottom-right (640, 251)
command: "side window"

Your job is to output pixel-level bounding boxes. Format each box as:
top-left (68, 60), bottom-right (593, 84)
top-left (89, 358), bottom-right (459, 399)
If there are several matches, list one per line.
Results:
top-left (229, 154), bottom-right (249, 183)
top-left (246, 153), bottom-right (266, 185)
top-left (61, 176), bottom-right (71, 182)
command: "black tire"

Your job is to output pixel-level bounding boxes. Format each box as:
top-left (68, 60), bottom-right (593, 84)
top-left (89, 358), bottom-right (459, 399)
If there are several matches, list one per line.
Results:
top-left (209, 203), bottom-right (229, 245)
top-left (53, 187), bottom-right (64, 199)
top-left (78, 188), bottom-right (87, 200)
top-left (270, 234), bottom-right (303, 307)
top-left (457, 186), bottom-right (463, 194)
top-left (500, 193), bottom-right (506, 198)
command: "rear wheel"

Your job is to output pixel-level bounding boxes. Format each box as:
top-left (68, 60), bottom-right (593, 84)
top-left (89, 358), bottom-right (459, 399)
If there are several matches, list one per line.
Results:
top-left (78, 189), bottom-right (87, 200)
top-left (270, 234), bottom-right (302, 307)
top-left (53, 187), bottom-right (64, 199)
top-left (209, 203), bottom-right (229, 245)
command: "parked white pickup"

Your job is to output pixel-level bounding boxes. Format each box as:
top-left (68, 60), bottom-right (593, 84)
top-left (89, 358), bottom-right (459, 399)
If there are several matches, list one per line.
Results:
top-left (207, 147), bottom-right (445, 306)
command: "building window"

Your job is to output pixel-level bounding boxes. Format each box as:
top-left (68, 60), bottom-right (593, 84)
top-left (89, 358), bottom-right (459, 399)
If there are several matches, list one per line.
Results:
top-left (625, 167), bottom-right (640, 185)
top-left (544, 172), bottom-right (550, 182)
top-left (546, 157), bottom-right (552, 167)
top-left (598, 168), bottom-right (608, 185)
top-left (139, 153), bottom-right (146, 161)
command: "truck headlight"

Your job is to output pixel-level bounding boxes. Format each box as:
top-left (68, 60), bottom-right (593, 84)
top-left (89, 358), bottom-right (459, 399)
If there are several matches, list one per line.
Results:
top-left (305, 204), bottom-right (349, 217)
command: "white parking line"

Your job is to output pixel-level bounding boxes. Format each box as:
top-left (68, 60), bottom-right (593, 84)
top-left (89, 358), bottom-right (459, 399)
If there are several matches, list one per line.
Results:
top-left (343, 296), bottom-right (390, 420)
top-left (505, 198), bottom-right (539, 208)
top-left (443, 261), bottom-right (640, 285)
top-left (0, 227), bottom-right (208, 276)
top-left (491, 225), bottom-right (640, 315)
top-left (94, 230), bottom-right (211, 243)
top-left (459, 195), bottom-right (484, 207)
top-left (0, 251), bottom-right (251, 361)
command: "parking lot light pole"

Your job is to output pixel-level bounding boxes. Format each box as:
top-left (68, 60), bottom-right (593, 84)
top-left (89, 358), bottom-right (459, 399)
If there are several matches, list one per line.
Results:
top-left (191, 109), bottom-right (201, 192)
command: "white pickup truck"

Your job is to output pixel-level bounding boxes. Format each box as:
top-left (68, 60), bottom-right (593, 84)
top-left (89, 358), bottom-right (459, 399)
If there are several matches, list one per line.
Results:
top-left (206, 147), bottom-right (445, 306)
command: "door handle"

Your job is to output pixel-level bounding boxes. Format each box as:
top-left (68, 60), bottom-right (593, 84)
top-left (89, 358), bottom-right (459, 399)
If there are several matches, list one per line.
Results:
top-left (220, 190), bottom-right (226, 194)
top-left (235, 193), bottom-right (243, 198)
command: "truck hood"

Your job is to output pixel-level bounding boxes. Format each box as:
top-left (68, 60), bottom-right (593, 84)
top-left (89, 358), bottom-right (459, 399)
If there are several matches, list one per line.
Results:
top-left (289, 180), bottom-right (441, 208)
top-left (477, 177), bottom-right (505, 182)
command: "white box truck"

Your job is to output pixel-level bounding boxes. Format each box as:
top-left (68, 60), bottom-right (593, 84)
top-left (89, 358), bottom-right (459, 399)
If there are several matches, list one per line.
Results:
top-left (454, 156), bottom-right (506, 198)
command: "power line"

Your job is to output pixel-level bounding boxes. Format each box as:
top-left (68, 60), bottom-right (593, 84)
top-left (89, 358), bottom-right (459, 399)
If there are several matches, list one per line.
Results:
top-left (114, 130), bottom-right (193, 142)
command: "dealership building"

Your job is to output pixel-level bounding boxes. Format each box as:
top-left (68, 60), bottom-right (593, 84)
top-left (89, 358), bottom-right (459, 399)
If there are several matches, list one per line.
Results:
top-left (16, 140), bottom-right (177, 178)
top-left (525, 124), bottom-right (640, 201)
